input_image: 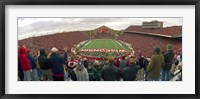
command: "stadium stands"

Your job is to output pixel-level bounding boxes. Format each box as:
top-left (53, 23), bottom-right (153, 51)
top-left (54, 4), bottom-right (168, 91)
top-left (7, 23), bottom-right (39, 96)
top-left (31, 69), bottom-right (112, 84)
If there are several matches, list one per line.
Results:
top-left (19, 25), bottom-right (182, 58)
top-left (18, 31), bottom-right (89, 53)
top-left (117, 33), bottom-right (181, 57)
top-left (125, 25), bottom-right (182, 37)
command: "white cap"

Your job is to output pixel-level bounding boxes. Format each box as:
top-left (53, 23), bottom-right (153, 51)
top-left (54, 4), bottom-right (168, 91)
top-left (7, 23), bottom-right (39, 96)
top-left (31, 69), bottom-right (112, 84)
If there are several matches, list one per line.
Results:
top-left (51, 47), bottom-right (58, 52)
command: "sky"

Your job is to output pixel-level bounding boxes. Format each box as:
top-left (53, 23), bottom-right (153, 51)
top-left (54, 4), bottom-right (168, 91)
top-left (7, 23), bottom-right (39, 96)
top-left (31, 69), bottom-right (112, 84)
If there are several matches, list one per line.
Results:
top-left (18, 18), bottom-right (182, 40)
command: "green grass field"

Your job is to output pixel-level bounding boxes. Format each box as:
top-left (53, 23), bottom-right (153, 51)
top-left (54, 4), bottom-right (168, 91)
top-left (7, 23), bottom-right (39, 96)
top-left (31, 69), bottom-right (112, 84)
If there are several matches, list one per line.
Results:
top-left (79, 39), bottom-right (130, 51)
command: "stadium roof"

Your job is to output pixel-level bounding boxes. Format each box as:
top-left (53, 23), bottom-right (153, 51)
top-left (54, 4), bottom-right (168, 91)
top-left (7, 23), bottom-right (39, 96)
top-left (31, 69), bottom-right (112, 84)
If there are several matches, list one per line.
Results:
top-left (124, 25), bottom-right (182, 38)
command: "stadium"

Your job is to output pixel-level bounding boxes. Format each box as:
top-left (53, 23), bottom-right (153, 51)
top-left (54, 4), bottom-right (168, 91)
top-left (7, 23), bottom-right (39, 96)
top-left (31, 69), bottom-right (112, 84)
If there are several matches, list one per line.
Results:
top-left (18, 19), bottom-right (182, 81)
top-left (18, 20), bottom-right (182, 60)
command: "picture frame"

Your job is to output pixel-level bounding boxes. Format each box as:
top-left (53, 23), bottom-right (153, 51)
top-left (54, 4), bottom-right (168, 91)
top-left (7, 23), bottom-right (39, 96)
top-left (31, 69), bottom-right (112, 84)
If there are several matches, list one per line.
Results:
top-left (0, 0), bottom-right (199, 99)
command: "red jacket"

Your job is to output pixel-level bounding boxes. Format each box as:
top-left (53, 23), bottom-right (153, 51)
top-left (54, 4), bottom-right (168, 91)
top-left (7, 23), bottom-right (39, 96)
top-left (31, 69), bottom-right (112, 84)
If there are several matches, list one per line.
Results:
top-left (115, 60), bottom-right (120, 68)
top-left (19, 47), bottom-right (32, 71)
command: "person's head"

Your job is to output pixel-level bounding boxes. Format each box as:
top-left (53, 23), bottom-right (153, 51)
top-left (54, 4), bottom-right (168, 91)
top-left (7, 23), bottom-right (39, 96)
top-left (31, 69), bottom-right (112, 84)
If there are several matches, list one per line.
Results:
top-left (77, 62), bottom-right (84, 71)
top-left (51, 47), bottom-right (58, 54)
top-left (31, 50), bottom-right (37, 57)
top-left (83, 58), bottom-right (87, 61)
top-left (40, 48), bottom-right (46, 56)
top-left (19, 46), bottom-right (27, 54)
top-left (22, 44), bottom-right (26, 49)
top-left (122, 56), bottom-right (125, 60)
top-left (88, 64), bottom-right (92, 70)
top-left (129, 57), bottom-right (137, 65)
top-left (108, 56), bottom-right (114, 63)
top-left (153, 47), bottom-right (160, 54)
top-left (93, 60), bottom-right (99, 66)
top-left (166, 44), bottom-right (173, 50)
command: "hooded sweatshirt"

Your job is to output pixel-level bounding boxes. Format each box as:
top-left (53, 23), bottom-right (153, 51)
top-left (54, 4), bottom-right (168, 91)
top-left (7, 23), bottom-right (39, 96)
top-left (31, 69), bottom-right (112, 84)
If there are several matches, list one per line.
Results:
top-left (19, 47), bottom-right (32, 71)
top-left (74, 66), bottom-right (89, 81)
top-left (38, 49), bottom-right (51, 70)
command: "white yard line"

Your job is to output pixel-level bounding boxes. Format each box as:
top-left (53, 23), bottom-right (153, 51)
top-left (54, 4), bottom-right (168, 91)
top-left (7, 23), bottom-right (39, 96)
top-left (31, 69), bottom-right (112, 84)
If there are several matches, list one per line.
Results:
top-left (115, 40), bottom-right (126, 50)
top-left (111, 40), bottom-right (120, 49)
top-left (87, 39), bottom-right (96, 49)
top-left (82, 40), bottom-right (92, 49)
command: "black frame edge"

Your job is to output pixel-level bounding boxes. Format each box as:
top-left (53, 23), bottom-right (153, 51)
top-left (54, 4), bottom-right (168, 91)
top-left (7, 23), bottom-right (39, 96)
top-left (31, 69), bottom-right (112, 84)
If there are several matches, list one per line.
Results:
top-left (195, 0), bottom-right (200, 97)
top-left (0, 0), bottom-right (5, 98)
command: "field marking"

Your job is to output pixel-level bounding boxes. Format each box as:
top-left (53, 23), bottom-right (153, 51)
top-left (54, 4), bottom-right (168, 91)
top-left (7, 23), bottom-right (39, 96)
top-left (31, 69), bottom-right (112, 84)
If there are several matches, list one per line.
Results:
top-left (111, 40), bottom-right (120, 49)
top-left (87, 39), bottom-right (96, 49)
top-left (82, 39), bottom-right (128, 50)
top-left (115, 40), bottom-right (126, 50)
top-left (82, 40), bottom-right (92, 49)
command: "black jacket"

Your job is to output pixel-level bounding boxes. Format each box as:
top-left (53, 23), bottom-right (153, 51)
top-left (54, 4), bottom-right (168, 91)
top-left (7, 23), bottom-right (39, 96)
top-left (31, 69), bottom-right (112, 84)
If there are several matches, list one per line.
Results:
top-left (163, 50), bottom-right (174, 70)
top-left (137, 56), bottom-right (145, 69)
top-left (49, 53), bottom-right (65, 75)
top-left (38, 49), bottom-right (51, 70)
top-left (83, 60), bottom-right (88, 69)
top-left (101, 63), bottom-right (121, 81)
top-left (122, 64), bottom-right (140, 81)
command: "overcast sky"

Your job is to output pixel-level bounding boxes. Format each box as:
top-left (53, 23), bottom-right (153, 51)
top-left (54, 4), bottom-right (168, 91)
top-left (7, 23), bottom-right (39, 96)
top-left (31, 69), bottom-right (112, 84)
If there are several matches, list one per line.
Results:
top-left (18, 18), bottom-right (182, 40)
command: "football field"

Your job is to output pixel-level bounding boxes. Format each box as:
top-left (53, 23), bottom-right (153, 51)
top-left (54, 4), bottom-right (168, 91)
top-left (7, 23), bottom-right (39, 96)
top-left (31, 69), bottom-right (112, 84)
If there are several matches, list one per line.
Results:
top-left (80, 39), bottom-right (129, 51)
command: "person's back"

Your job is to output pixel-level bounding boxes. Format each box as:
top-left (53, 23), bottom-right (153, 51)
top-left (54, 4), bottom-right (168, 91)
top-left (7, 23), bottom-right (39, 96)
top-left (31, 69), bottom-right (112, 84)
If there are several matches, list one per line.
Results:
top-left (147, 47), bottom-right (164, 81)
top-left (114, 59), bottom-right (120, 68)
top-left (19, 47), bottom-right (32, 71)
top-left (122, 64), bottom-right (140, 81)
top-left (119, 56), bottom-right (127, 69)
top-left (148, 53), bottom-right (164, 80)
top-left (101, 63), bottom-right (120, 81)
top-left (163, 50), bottom-right (174, 70)
top-left (83, 60), bottom-right (88, 69)
top-left (49, 53), bottom-right (64, 75)
top-left (27, 51), bottom-right (38, 81)
top-left (48, 47), bottom-right (65, 81)
top-left (162, 44), bottom-right (174, 81)
top-left (38, 49), bottom-right (50, 70)
top-left (18, 46), bottom-right (32, 81)
top-left (138, 56), bottom-right (145, 69)
top-left (120, 59), bottom-right (127, 69)
top-left (38, 48), bottom-right (53, 81)
top-left (27, 53), bottom-right (37, 70)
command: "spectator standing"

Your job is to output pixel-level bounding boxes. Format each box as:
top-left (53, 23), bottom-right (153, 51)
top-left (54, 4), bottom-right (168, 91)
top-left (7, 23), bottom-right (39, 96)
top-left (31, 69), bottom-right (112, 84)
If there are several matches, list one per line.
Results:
top-left (114, 58), bottom-right (120, 68)
top-left (87, 63), bottom-right (100, 81)
top-left (101, 56), bottom-right (121, 81)
top-left (74, 62), bottom-right (89, 81)
top-left (119, 56), bottom-right (127, 70)
top-left (147, 47), bottom-right (164, 81)
top-left (93, 60), bottom-right (101, 81)
top-left (49, 47), bottom-right (65, 81)
top-left (82, 58), bottom-right (89, 69)
top-left (38, 48), bottom-right (53, 81)
top-left (122, 57), bottom-right (140, 81)
top-left (27, 50), bottom-right (38, 81)
top-left (162, 44), bottom-right (174, 81)
top-left (18, 52), bottom-right (24, 81)
top-left (136, 55), bottom-right (145, 81)
top-left (33, 51), bottom-right (43, 80)
top-left (19, 46), bottom-right (32, 81)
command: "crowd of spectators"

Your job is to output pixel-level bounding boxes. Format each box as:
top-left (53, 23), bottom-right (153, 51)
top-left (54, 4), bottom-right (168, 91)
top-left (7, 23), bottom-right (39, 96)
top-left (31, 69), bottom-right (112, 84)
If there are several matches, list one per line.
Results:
top-left (18, 28), bottom-right (182, 81)
top-left (117, 33), bottom-right (182, 57)
top-left (18, 31), bottom-right (89, 54)
top-left (125, 25), bottom-right (182, 36)
top-left (18, 44), bottom-right (182, 81)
